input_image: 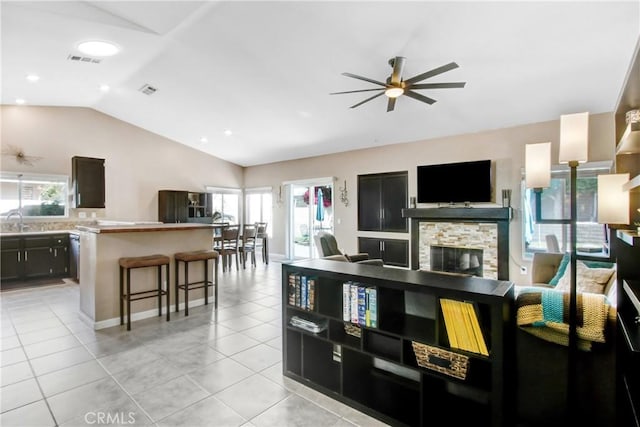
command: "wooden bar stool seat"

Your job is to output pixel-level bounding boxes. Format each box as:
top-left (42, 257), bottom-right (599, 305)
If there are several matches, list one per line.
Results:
top-left (119, 254), bottom-right (170, 331)
top-left (174, 249), bottom-right (219, 316)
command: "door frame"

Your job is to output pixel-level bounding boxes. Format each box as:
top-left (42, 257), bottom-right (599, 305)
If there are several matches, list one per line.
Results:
top-left (283, 177), bottom-right (334, 260)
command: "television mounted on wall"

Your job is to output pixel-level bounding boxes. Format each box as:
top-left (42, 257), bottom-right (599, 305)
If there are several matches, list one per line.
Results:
top-left (417, 160), bottom-right (492, 204)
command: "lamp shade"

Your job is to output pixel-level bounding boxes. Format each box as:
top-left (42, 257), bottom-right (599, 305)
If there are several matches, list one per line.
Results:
top-left (559, 112), bottom-right (589, 164)
top-left (597, 173), bottom-right (630, 224)
top-left (525, 142), bottom-right (551, 189)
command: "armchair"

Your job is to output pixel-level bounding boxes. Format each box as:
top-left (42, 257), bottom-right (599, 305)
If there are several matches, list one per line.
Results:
top-left (314, 231), bottom-right (383, 266)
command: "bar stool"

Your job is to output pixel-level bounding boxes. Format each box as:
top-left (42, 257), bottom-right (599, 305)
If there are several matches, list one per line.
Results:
top-left (119, 254), bottom-right (170, 331)
top-left (174, 249), bottom-right (219, 316)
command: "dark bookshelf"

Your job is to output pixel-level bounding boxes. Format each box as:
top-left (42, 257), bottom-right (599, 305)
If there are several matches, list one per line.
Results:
top-left (281, 259), bottom-right (515, 427)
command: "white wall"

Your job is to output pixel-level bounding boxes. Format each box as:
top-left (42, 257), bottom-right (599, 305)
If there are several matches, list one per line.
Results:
top-left (1, 106), bottom-right (243, 221)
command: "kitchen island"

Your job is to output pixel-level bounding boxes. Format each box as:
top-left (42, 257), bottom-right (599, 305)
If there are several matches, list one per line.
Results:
top-left (77, 223), bottom-right (216, 329)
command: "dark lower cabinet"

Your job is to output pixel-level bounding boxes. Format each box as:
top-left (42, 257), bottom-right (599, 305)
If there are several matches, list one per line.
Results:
top-left (358, 237), bottom-right (409, 267)
top-left (1, 237), bottom-right (21, 282)
top-left (0, 234), bottom-right (69, 282)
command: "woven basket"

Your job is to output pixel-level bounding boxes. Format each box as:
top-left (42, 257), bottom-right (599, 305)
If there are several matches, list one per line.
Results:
top-left (344, 324), bottom-right (362, 338)
top-left (412, 341), bottom-right (469, 380)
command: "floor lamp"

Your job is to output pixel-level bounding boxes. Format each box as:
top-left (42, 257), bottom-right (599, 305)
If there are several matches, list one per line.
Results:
top-left (525, 111), bottom-right (589, 420)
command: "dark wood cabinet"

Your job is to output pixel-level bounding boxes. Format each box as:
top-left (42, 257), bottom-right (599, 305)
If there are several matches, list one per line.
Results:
top-left (1, 237), bottom-right (21, 281)
top-left (282, 259), bottom-right (514, 427)
top-left (358, 237), bottom-right (409, 267)
top-left (72, 156), bottom-right (105, 208)
top-left (158, 190), bottom-right (189, 223)
top-left (158, 190), bottom-right (212, 223)
top-left (1, 234), bottom-right (70, 282)
top-left (358, 171), bottom-right (408, 232)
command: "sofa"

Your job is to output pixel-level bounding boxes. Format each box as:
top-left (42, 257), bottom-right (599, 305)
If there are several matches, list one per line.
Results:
top-left (515, 252), bottom-right (617, 426)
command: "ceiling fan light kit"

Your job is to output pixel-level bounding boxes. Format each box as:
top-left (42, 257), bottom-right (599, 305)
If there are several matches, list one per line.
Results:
top-left (331, 56), bottom-right (466, 112)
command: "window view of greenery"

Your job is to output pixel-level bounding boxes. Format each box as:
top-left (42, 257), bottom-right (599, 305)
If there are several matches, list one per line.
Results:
top-left (0, 173), bottom-right (68, 218)
top-left (523, 166), bottom-right (610, 258)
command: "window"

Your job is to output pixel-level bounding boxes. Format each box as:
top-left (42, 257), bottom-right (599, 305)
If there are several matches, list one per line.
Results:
top-left (245, 187), bottom-right (272, 236)
top-left (206, 186), bottom-right (241, 225)
top-left (522, 162), bottom-right (612, 258)
top-left (0, 172), bottom-right (68, 218)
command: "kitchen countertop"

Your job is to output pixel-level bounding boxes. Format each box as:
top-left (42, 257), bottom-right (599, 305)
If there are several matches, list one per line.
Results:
top-left (0, 230), bottom-right (79, 237)
top-left (76, 223), bottom-right (217, 234)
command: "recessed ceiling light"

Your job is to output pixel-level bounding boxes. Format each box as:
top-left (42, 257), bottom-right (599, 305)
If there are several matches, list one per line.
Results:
top-left (15, 98), bottom-right (25, 105)
top-left (199, 137), bottom-right (208, 144)
top-left (26, 74), bottom-right (40, 82)
top-left (223, 129), bottom-right (233, 136)
top-left (77, 40), bottom-right (120, 57)
top-left (99, 84), bottom-right (110, 92)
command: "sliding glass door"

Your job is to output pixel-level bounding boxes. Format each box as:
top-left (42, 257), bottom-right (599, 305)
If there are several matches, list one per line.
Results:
top-left (286, 179), bottom-right (334, 260)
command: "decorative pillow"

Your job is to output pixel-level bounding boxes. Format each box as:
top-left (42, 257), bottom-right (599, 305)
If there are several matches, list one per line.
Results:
top-left (555, 261), bottom-right (615, 294)
top-left (548, 253), bottom-right (570, 286)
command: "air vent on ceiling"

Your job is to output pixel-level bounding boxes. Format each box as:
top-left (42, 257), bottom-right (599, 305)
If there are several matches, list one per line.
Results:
top-left (138, 84), bottom-right (158, 95)
top-left (67, 54), bottom-right (101, 64)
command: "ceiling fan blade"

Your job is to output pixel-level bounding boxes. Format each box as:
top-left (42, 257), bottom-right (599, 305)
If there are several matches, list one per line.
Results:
top-left (404, 62), bottom-right (459, 84)
top-left (350, 92), bottom-right (386, 109)
top-left (390, 56), bottom-right (406, 85)
top-left (342, 72), bottom-right (386, 87)
top-left (330, 88), bottom-right (385, 95)
top-left (404, 90), bottom-right (437, 105)
top-left (409, 82), bottom-right (466, 90)
top-left (387, 97), bottom-right (396, 112)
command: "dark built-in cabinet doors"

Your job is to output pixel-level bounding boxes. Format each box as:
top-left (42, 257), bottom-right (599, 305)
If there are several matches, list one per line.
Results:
top-left (72, 156), bottom-right (105, 208)
top-left (358, 171), bottom-right (408, 232)
top-left (358, 237), bottom-right (409, 268)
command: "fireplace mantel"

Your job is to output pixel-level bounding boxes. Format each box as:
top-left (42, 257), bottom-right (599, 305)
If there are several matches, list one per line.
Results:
top-left (403, 207), bottom-right (512, 279)
top-left (402, 207), bottom-right (512, 221)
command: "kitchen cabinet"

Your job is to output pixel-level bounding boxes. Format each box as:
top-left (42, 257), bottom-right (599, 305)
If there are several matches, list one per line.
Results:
top-left (0, 234), bottom-right (70, 282)
top-left (358, 237), bottom-right (409, 267)
top-left (72, 156), bottom-right (105, 208)
top-left (358, 171), bottom-right (408, 232)
top-left (1, 237), bottom-right (21, 281)
top-left (158, 190), bottom-right (189, 223)
top-left (158, 190), bottom-right (213, 223)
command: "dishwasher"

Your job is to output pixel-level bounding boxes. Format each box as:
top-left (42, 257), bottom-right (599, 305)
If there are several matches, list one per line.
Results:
top-left (69, 233), bottom-right (80, 282)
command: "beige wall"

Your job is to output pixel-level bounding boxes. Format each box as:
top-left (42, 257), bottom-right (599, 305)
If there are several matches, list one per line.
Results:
top-left (1, 106), bottom-right (243, 221)
top-left (244, 112), bottom-right (616, 283)
top-left (1, 106), bottom-right (616, 284)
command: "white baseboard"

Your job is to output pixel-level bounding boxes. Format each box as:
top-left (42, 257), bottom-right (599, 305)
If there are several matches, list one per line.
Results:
top-left (85, 297), bottom-right (209, 330)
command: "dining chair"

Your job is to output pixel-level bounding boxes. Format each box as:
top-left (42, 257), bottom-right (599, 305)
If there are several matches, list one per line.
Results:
top-left (212, 222), bottom-right (229, 252)
top-left (219, 225), bottom-right (240, 271)
top-left (240, 223), bottom-right (257, 268)
top-left (255, 222), bottom-right (269, 264)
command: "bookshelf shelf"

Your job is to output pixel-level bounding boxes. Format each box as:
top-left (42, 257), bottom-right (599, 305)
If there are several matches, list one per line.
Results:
top-left (282, 259), bottom-right (515, 427)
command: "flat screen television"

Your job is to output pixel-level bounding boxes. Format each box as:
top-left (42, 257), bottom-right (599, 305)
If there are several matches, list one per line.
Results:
top-left (417, 160), bottom-right (492, 204)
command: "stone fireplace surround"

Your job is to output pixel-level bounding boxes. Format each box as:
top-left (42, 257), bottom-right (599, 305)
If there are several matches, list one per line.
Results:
top-left (403, 207), bottom-right (512, 280)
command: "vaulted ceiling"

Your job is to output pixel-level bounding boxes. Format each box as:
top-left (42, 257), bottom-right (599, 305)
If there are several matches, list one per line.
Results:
top-left (2, 1), bottom-right (638, 166)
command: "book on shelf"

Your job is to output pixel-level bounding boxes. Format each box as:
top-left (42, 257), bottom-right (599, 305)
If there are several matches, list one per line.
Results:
top-left (440, 298), bottom-right (489, 356)
top-left (342, 281), bottom-right (377, 328)
top-left (287, 273), bottom-right (317, 311)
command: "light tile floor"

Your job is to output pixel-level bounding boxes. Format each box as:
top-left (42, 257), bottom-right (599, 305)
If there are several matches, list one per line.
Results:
top-left (0, 260), bottom-right (389, 427)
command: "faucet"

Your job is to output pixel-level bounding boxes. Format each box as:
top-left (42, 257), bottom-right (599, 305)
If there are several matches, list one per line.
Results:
top-left (6, 209), bottom-right (26, 232)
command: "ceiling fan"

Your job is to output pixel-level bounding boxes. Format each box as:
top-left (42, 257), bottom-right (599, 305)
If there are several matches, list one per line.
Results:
top-left (330, 56), bottom-right (466, 112)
